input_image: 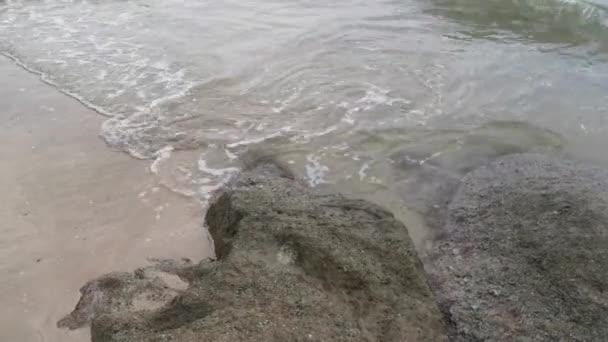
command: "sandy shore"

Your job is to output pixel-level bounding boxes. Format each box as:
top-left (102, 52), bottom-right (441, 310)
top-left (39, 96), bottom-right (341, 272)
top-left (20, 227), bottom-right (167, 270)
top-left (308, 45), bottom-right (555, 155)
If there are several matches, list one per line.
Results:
top-left (0, 57), bottom-right (213, 342)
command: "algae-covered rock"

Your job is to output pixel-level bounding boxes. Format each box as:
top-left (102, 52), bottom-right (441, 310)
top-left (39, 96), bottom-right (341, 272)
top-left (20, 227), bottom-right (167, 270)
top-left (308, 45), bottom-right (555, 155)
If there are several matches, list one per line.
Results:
top-left (426, 153), bottom-right (608, 341)
top-left (60, 159), bottom-right (447, 341)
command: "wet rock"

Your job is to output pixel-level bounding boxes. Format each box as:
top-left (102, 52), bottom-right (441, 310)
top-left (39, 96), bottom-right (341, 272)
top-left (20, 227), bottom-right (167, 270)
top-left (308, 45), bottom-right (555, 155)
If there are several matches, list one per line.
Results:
top-left (391, 121), bottom-right (562, 229)
top-left (426, 153), bottom-right (608, 341)
top-left (57, 262), bottom-right (193, 331)
top-left (60, 159), bottom-right (447, 341)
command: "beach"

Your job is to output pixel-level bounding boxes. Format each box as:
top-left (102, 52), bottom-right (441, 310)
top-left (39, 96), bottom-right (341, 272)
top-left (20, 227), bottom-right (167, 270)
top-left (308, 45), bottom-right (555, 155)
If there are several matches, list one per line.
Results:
top-left (3, 0), bottom-right (608, 340)
top-left (0, 56), bottom-right (212, 342)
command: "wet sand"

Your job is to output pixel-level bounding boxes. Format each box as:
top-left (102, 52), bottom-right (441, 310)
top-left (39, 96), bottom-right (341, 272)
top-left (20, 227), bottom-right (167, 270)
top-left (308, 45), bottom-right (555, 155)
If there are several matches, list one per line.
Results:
top-left (0, 57), bottom-right (213, 341)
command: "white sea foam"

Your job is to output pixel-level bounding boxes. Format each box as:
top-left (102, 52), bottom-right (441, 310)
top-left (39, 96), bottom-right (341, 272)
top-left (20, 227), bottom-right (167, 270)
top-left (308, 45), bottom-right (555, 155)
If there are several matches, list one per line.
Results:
top-left (196, 159), bottom-right (240, 200)
top-left (226, 127), bottom-right (291, 148)
top-left (150, 146), bottom-right (174, 174)
top-left (358, 162), bottom-right (370, 180)
top-left (301, 125), bottom-right (339, 140)
top-left (357, 84), bottom-right (410, 109)
top-left (305, 154), bottom-right (329, 187)
top-left (197, 160), bottom-right (240, 177)
top-left (224, 148), bottom-right (238, 160)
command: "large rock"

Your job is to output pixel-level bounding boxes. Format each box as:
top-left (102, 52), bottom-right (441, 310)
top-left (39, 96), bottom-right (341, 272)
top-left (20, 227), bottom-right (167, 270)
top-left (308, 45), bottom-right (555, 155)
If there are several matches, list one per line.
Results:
top-left (426, 153), bottom-right (608, 341)
top-left (59, 158), bottom-right (447, 341)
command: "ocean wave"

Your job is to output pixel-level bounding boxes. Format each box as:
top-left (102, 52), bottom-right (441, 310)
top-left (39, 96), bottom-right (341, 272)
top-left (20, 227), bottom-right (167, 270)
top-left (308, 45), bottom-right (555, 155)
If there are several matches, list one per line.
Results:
top-left (428, 0), bottom-right (608, 52)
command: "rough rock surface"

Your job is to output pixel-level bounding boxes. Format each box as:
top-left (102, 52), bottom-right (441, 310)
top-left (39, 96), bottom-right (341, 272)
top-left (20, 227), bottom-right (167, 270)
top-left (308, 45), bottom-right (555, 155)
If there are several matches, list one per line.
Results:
top-left (426, 153), bottom-right (608, 341)
top-left (59, 159), bottom-right (447, 341)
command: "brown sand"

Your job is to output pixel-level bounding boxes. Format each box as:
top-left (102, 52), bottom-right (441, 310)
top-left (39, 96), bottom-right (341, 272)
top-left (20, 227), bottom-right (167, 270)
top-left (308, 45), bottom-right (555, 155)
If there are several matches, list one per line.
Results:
top-left (0, 57), bottom-right (213, 341)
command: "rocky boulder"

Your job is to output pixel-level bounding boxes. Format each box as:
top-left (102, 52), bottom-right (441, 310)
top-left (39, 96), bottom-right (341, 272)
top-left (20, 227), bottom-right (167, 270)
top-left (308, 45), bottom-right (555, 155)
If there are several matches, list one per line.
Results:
top-left (426, 153), bottom-right (608, 341)
top-left (59, 158), bottom-right (447, 341)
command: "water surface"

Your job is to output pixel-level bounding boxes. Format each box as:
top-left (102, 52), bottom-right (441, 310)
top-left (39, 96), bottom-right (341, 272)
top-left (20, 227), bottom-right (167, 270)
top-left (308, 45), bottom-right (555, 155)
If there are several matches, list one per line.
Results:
top-left (2, 0), bottom-right (608, 243)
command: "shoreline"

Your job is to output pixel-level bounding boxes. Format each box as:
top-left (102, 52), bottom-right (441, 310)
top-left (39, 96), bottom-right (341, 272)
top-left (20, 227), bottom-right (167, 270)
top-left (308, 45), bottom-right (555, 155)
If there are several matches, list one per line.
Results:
top-left (0, 56), bottom-right (212, 342)
top-left (0, 52), bottom-right (115, 118)
top-left (60, 151), bottom-right (608, 341)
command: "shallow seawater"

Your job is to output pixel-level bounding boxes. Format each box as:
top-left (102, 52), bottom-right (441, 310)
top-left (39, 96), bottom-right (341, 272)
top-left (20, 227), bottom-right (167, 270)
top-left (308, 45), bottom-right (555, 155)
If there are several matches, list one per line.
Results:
top-left (2, 0), bottom-right (608, 245)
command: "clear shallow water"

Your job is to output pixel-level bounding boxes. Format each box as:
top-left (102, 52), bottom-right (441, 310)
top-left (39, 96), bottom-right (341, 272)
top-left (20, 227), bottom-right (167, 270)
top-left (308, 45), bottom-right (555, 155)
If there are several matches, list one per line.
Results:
top-left (2, 0), bottom-right (608, 243)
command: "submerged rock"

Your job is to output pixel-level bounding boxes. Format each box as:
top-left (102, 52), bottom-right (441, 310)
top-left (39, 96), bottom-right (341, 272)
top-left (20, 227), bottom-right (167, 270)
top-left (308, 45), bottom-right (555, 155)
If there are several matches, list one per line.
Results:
top-left (426, 153), bottom-right (608, 341)
top-left (60, 159), bottom-right (447, 341)
top-left (391, 121), bottom-right (563, 229)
